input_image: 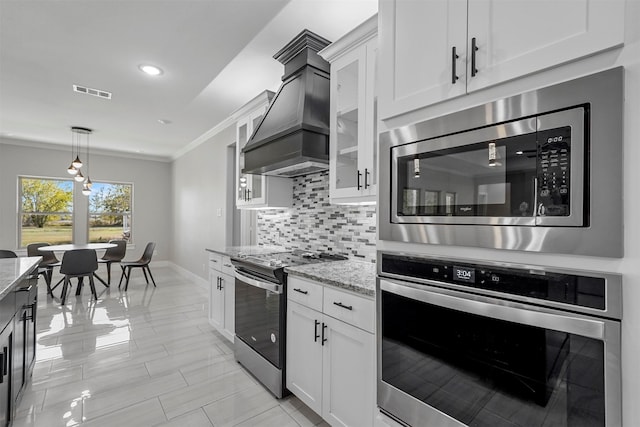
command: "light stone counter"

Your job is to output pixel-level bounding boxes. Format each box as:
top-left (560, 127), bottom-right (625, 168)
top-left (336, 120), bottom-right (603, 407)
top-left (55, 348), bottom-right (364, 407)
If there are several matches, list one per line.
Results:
top-left (285, 260), bottom-right (376, 297)
top-left (0, 256), bottom-right (41, 300)
top-left (206, 245), bottom-right (289, 259)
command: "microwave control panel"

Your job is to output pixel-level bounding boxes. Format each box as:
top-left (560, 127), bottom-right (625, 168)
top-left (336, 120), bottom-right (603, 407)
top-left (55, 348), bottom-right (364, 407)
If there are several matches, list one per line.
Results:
top-left (537, 126), bottom-right (571, 216)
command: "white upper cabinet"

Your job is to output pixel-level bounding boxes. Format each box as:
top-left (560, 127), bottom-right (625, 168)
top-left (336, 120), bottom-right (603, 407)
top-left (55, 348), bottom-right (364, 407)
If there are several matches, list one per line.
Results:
top-left (379, 0), bottom-right (467, 119)
top-left (379, 0), bottom-right (625, 119)
top-left (235, 91), bottom-right (293, 209)
top-left (320, 15), bottom-right (378, 204)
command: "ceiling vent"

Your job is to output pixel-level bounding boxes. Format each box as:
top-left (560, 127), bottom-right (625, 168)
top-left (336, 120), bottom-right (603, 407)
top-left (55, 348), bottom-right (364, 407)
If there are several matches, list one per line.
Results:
top-left (73, 84), bottom-right (112, 100)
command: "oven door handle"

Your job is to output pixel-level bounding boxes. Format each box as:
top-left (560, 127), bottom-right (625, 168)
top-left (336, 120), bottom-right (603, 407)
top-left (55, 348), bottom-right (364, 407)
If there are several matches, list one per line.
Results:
top-left (380, 278), bottom-right (609, 340)
top-left (235, 270), bottom-right (282, 294)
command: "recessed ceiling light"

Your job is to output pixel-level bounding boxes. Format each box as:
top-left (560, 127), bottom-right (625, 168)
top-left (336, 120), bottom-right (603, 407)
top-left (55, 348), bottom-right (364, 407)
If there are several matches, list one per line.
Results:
top-left (516, 150), bottom-right (524, 155)
top-left (157, 119), bottom-right (171, 125)
top-left (139, 64), bottom-right (163, 76)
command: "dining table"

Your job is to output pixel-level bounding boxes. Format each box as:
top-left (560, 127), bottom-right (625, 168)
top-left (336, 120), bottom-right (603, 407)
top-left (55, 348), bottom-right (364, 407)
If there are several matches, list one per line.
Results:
top-left (38, 243), bottom-right (116, 292)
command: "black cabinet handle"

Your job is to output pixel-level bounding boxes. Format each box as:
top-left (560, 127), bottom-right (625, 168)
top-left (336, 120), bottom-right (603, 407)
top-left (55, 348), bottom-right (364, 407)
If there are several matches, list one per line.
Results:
top-left (293, 288), bottom-right (308, 295)
top-left (471, 37), bottom-right (479, 77)
top-left (0, 353), bottom-right (3, 383)
top-left (25, 303), bottom-right (35, 321)
top-left (314, 319), bottom-right (320, 342)
top-left (364, 168), bottom-right (370, 189)
top-left (2, 346), bottom-right (7, 376)
top-left (356, 170), bottom-right (362, 190)
top-left (321, 323), bottom-right (328, 346)
top-left (219, 277), bottom-right (223, 290)
top-left (247, 189), bottom-right (251, 201)
top-left (333, 301), bottom-right (353, 311)
top-left (451, 46), bottom-right (459, 84)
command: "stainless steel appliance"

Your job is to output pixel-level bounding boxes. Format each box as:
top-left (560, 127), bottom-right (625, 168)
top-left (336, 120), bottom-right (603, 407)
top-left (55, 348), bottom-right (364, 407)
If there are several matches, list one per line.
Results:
top-left (379, 67), bottom-right (623, 257)
top-left (231, 250), bottom-right (346, 398)
top-left (377, 252), bottom-right (622, 427)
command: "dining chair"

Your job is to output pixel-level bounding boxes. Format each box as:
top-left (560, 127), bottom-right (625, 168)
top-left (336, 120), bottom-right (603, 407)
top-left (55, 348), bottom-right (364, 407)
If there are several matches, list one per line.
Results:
top-left (0, 250), bottom-right (18, 258)
top-left (27, 242), bottom-right (62, 296)
top-left (59, 249), bottom-right (98, 305)
top-left (97, 239), bottom-right (127, 285)
top-left (119, 242), bottom-right (156, 291)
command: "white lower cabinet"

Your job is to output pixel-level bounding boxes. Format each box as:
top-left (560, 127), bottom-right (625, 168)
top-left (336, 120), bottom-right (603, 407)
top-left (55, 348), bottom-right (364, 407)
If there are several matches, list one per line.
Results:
top-left (208, 253), bottom-right (235, 342)
top-left (287, 301), bottom-right (324, 413)
top-left (286, 277), bottom-right (375, 427)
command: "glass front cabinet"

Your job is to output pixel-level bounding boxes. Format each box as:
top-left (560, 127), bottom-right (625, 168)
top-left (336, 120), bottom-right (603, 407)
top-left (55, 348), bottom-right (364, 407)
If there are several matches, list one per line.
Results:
top-left (320, 15), bottom-right (377, 205)
top-left (235, 91), bottom-right (292, 209)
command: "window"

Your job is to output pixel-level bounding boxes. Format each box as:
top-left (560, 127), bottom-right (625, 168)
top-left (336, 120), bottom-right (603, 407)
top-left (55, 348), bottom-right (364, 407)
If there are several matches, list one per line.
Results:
top-left (19, 177), bottom-right (74, 247)
top-left (89, 182), bottom-right (132, 243)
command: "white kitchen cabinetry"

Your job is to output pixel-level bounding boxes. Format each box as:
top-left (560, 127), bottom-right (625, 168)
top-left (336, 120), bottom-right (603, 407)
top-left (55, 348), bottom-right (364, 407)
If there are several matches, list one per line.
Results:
top-left (235, 91), bottom-right (292, 209)
top-left (320, 15), bottom-right (377, 204)
top-left (208, 252), bottom-right (235, 342)
top-left (379, 0), bottom-right (625, 119)
top-left (286, 277), bottom-right (375, 427)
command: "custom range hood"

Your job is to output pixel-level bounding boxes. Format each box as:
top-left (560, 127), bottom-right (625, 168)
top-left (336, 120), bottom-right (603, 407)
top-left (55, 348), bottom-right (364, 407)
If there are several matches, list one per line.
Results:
top-left (241, 30), bottom-right (331, 177)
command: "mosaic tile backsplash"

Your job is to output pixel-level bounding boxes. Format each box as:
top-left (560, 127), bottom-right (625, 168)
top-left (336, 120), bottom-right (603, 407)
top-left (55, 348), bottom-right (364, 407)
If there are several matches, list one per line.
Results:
top-left (257, 171), bottom-right (377, 263)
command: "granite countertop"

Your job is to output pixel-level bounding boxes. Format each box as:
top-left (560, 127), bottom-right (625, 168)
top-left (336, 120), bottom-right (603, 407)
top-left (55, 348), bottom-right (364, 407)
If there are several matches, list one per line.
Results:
top-left (206, 245), bottom-right (289, 259)
top-left (0, 256), bottom-right (41, 300)
top-left (285, 260), bottom-right (376, 297)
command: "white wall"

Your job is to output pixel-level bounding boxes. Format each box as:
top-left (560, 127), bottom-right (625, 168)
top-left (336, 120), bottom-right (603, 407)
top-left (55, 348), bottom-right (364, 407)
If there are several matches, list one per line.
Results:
top-left (170, 123), bottom-right (236, 280)
top-left (378, 2), bottom-right (640, 425)
top-left (0, 139), bottom-right (172, 261)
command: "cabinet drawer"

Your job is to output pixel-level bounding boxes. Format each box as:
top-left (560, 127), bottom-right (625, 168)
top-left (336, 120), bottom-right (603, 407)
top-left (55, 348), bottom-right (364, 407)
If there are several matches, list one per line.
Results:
top-left (323, 286), bottom-right (375, 333)
top-left (209, 253), bottom-right (222, 270)
top-left (287, 276), bottom-right (323, 312)
top-left (221, 256), bottom-right (235, 276)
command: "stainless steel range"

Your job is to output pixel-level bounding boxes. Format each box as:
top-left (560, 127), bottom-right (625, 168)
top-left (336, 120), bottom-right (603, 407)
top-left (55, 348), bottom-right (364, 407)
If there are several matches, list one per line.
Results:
top-left (231, 250), bottom-right (346, 398)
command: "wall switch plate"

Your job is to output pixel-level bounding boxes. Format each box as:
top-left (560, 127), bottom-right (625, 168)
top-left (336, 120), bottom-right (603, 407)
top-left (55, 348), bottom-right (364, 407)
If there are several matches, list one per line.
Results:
top-left (217, 208), bottom-right (222, 217)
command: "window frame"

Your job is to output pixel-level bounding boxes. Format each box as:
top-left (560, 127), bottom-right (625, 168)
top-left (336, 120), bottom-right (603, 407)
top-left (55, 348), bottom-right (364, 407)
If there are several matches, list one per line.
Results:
top-left (87, 180), bottom-right (134, 244)
top-left (17, 175), bottom-right (75, 248)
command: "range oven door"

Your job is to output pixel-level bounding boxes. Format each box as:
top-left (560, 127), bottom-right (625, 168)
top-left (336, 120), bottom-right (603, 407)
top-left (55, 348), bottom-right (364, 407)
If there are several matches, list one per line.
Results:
top-left (234, 269), bottom-right (284, 369)
top-left (377, 278), bottom-right (621, 427)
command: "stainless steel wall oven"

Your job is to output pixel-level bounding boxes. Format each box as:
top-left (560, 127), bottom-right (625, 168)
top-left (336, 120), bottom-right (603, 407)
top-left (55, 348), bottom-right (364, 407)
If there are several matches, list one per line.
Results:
top-left (379, 67), bottom-right (623, 257)
top-left (377, 252), bottom-right (622, 427)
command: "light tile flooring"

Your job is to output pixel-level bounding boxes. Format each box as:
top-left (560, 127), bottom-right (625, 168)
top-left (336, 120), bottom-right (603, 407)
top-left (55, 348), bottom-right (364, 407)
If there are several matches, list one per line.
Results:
top-left (14, 266), bottom-right (328, 427)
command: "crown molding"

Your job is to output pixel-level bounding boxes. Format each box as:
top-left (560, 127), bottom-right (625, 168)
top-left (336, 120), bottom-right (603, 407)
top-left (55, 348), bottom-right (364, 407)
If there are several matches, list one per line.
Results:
top-left (318, 14), bottom-right (377, 63)
top-left (0, 136), bottom-right (171, 162)
top-left (171, 89), bottom-right (275, 161)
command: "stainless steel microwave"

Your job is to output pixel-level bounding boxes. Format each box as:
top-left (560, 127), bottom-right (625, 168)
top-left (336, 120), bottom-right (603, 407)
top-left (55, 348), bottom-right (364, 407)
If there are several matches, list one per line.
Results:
top-left (379, 67), bottom-right (623, 257)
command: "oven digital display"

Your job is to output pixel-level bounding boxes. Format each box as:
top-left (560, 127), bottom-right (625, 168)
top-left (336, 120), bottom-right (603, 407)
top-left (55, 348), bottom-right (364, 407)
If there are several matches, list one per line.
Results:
top-left (453, 266), bottom-right (475, 283)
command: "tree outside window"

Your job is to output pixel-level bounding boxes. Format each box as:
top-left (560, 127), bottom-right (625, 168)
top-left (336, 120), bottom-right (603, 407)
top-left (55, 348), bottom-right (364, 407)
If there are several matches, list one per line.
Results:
top-left (89, 182), bottom-right (132, 243)
top-left (20, 177), bottom-right (74, 247)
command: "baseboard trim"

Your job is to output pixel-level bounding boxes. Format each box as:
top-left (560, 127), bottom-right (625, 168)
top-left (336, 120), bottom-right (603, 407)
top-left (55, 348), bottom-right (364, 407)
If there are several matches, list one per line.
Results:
top-left (168, 262), bottom-right (208, 289)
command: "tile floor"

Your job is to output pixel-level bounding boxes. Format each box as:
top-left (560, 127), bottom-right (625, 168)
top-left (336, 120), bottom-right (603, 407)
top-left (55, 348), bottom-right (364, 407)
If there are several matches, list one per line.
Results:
top-left (14, 266), bottom-right (328, 426)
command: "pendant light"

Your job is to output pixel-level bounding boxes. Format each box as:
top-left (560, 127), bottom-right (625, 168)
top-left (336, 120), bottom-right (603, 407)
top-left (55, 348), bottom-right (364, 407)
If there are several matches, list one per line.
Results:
top-left (67, 128), bottom-right (78, 175)
top-left (82, 129), bottom-right (93, 195)
top-left (67, 127), bottom-right (93, 192)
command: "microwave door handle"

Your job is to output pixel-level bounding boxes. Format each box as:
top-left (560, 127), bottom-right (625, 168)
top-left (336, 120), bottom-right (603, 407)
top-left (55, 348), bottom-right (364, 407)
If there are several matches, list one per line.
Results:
top-left (234, 270), bottom-right (282, 294)
top-left (534, 177), bottom-right (539, 222)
